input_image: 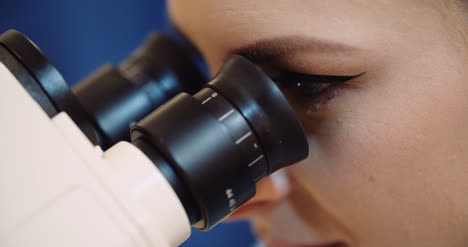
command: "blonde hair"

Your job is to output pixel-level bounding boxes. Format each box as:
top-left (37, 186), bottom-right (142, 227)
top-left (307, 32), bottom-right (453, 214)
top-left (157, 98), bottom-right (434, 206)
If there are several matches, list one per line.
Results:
top-left (439, 0), bottom-right (468, 51)
top-left (452, 1), bottom-right (467, 39)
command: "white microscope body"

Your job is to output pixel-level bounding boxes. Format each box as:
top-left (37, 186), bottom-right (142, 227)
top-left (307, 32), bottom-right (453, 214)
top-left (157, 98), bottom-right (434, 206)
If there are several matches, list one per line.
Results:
top-left (0, 63), bottom-right (191, 247)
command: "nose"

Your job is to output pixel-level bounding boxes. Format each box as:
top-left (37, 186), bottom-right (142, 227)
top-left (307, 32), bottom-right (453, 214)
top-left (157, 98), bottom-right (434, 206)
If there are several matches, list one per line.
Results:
top-left (227, 170), bottom-right (291, 220)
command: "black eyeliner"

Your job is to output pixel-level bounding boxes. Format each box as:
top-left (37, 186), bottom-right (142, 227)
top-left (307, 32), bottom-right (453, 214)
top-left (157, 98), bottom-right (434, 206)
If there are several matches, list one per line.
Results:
top-left (274, 73), bottom-right (362, 85)
top-left (273, 72), bottom-right (365, 97)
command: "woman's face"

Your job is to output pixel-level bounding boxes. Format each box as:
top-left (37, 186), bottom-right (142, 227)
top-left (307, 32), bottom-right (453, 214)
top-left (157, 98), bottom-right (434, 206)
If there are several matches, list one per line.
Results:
top-left (168, 1), bottom-right (468, 246)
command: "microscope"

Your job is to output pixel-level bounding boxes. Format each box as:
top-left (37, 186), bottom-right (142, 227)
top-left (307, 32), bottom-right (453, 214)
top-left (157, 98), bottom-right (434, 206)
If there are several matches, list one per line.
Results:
top-left (0, 30), bottom-right (308, 247)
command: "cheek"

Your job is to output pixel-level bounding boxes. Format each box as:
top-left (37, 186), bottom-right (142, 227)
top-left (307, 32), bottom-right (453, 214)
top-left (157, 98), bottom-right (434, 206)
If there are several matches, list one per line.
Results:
top-left (287, 45), bottom-right (468, 242)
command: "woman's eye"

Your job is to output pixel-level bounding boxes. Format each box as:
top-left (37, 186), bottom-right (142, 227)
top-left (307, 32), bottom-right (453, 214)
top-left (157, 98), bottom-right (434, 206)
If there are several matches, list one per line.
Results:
top-left (273, 72), bottom-right (362, 111)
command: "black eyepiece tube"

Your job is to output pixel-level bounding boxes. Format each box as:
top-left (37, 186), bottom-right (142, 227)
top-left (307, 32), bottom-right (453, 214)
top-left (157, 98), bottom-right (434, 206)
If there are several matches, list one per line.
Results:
top-left (131, 55), bottom-right (309, 230)
top-left (73, 33), bottom-right (207, 149)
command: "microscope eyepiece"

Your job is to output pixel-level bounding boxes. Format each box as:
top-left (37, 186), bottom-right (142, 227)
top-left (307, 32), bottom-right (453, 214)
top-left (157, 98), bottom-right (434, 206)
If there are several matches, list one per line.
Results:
top-left (73, 33), bottom-right (207, 149)
top-left (131, 55), bottom-right (308, 230)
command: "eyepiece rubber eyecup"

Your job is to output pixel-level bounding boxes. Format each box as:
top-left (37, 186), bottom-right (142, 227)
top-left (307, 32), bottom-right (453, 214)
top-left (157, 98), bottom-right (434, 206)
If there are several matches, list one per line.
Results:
top-left (207, 55), bottom-right (309, 174)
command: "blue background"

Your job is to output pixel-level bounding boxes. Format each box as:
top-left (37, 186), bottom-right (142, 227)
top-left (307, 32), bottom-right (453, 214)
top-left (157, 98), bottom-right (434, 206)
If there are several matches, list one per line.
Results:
top-left (0, 0), bottom-right (257, 246)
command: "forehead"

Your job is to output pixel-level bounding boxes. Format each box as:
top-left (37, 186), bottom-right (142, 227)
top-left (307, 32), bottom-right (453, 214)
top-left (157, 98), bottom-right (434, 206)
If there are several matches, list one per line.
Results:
top-left (168, 0), bottom-right (444, 68)
top-left (168, 0), bottom-right (435, 32)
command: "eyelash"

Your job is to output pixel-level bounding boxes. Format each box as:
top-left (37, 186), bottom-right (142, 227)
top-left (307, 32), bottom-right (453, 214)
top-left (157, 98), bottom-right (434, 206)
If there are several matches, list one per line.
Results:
top-left (273, 72), bottom-right (358, 111)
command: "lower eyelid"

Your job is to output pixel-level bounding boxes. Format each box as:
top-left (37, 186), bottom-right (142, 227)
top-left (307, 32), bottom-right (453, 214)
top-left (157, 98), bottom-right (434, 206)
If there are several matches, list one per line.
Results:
top-left (280, 84), bottom-right (345, 115)
top-left (278, 75), bottom-right (366, 122)
top-left (282, 82), bottom-right (340, 102)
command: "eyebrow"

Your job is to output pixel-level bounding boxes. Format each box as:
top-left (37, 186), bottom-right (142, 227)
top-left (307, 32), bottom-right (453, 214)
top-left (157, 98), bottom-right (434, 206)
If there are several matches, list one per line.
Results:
top-left (229, 36), bottom-right (358, 62)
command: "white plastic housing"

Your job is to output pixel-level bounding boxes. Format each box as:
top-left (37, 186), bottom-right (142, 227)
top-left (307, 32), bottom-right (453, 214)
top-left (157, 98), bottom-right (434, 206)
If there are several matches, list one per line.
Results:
top-left (0, 62), bottom-right (191, 247)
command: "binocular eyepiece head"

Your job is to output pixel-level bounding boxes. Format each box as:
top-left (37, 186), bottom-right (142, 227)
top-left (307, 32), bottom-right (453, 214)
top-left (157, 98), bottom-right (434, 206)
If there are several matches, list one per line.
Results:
top-left (0, 29), bottom-right (309, 230)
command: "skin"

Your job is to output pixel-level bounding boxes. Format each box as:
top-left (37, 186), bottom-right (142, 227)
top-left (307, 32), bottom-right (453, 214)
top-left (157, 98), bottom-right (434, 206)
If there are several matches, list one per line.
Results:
top-left (168, 1), bottom-right (468, 246)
